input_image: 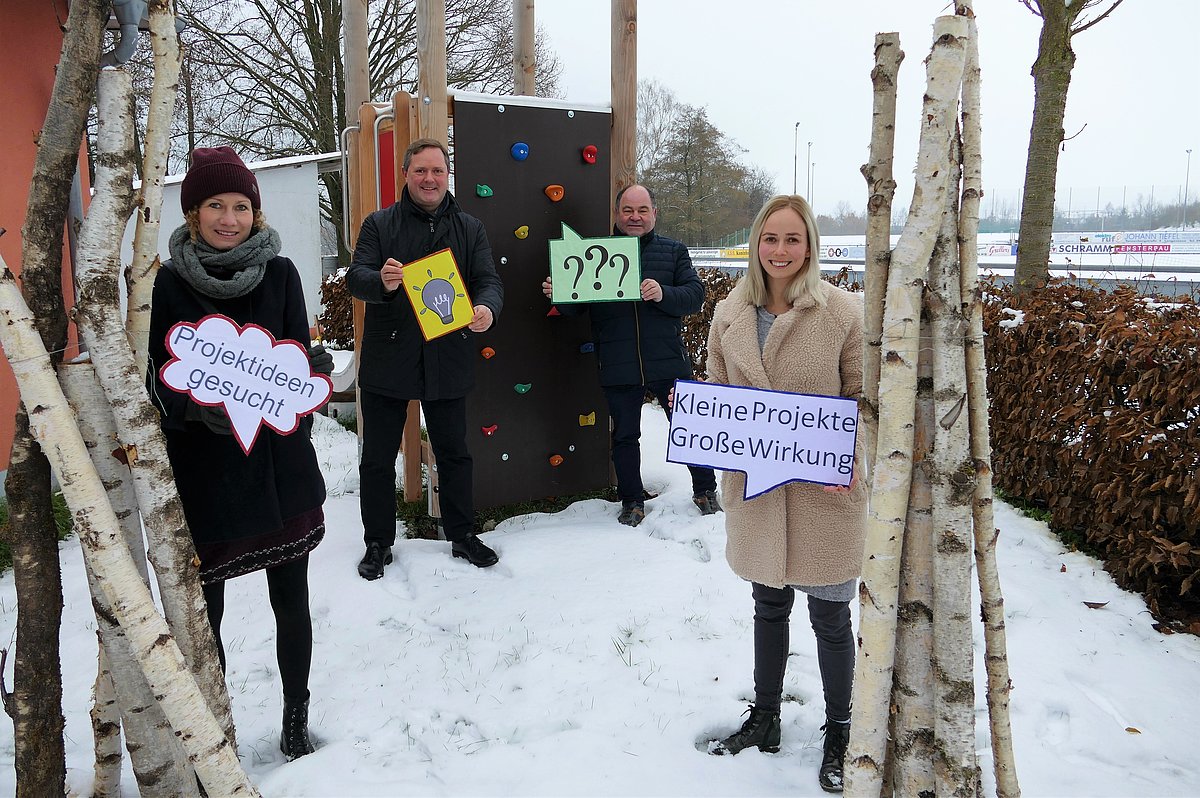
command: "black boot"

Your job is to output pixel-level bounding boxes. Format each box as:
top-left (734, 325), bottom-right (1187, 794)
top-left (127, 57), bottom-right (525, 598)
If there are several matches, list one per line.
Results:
top-left (818, 717), bottom-right (850, 792)
top-left (280, 697), bottom-right (315, 761)
top-left (709, 704), bottom-right (781, 755)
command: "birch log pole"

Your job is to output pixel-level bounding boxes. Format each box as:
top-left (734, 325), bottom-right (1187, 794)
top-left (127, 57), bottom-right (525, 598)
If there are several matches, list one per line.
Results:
top-left (62, 362), bottom-right (198, 797)
top-left (891, 315), bottom-right (936, 795)
top-left (845, 16), bottom-right (968, 796)
top-left (956, 2), bottom-right (1021, 794)
top-left (74, 68), bottom-right (236, 745)
top-left (861, 31), bottom-right (902, 479)
top-left (89, 663), bottom-right (122, 797)
top-left (125, 0), bottom-right (182, 376)
top-left (927, 131), bottom-right (980, 797)
top-left (0, 258), bottom-right (259, 797)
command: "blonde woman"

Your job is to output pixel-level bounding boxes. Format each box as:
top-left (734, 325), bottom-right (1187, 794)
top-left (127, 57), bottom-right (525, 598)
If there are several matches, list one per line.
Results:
top-left (705, 195), bottom-right (867, 793)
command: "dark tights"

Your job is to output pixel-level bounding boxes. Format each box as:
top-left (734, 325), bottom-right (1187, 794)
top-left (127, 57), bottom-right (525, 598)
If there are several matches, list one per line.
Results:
top-left (751, 581), bottom-right (854, 721)
top-left (202, 554), bottom-right (312, 703)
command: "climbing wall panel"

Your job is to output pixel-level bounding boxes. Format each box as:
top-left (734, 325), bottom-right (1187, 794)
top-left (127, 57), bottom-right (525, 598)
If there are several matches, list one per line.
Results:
top-left (453, 96), bottom-right (613, 510)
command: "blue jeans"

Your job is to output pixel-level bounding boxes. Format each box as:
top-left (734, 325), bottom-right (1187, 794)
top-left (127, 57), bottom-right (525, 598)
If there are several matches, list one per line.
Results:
top-left (603, 379), bottom-right (717, 503)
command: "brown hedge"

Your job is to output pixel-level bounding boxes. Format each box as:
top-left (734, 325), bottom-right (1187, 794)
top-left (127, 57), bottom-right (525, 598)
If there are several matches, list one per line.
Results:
top-left (982, 282), bottom-right (1200, 632)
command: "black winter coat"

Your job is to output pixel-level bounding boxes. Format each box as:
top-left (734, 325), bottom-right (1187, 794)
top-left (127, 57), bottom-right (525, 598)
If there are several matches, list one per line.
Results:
top-left (559, 228), bottom-right (704, 387)
top-left (347, 189), bottom-right (503, 401)
top-left (147, 255), bottom-right (326, 580)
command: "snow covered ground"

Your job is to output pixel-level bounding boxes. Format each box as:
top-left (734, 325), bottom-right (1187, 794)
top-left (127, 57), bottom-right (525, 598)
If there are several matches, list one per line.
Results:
top-left (2, 408), bottom-right (1199, 797)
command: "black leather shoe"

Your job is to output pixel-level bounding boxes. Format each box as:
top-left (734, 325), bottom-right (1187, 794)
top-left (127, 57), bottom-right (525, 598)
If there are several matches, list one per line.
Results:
top-left (280, 697), bottom-right (315, 761)
top-left (693, 490), bottom-right (723, 515)
top-left (708, 704), bottom-right (781, 756)
top-left (451, 534), bottom-right (498, 567)
top-left (818, 717), bottom-right (850, 792)
top-left (357, 542), bottom-right (392, 580)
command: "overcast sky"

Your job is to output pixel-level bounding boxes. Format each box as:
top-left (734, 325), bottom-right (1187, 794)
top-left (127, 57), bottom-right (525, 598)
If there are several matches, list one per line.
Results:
top-left (532, 0), bottom-right (1198, 218)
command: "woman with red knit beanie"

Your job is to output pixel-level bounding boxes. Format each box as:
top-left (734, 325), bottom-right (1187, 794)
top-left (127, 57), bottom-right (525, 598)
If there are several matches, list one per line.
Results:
top-left (147, 146), bottom-right (333, 762)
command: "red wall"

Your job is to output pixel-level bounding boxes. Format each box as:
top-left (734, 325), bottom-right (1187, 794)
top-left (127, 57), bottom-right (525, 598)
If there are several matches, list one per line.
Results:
top-left (0, 0), bottom-right (88, 473)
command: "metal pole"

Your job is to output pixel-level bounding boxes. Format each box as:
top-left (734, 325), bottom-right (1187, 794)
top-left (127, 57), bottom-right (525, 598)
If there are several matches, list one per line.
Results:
top-left (1185, 149), bottom-right (1193, 227)
top-left (792, 122), bottom-right (799, 194)
top-left (806, 141), bottom-right (812, 198)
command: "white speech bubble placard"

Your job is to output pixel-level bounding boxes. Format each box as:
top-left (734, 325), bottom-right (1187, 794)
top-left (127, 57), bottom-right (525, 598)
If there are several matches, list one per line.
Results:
top-left (666, 379), bottom-right (859, 499)
top-left (159, 314), bottom-right (332, 454)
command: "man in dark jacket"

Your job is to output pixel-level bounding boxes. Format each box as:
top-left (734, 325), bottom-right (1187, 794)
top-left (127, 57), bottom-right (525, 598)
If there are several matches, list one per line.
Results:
top-left (543, 184), bottom-right (720, 527)
top-left (348, 138), bottom-right (504, 578)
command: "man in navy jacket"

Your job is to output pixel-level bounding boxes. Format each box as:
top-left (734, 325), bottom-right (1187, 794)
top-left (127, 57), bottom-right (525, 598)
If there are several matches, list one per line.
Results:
top-left (544, 184), bottom-right (720, 527)
top-left (348, 138), bottom-right (504, 577)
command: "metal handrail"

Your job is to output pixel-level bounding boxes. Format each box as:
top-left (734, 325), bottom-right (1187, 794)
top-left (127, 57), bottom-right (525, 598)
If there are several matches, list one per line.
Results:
top-left (339, 124), bottom-right (360, 253)
top-left (373, 110), bottom-right (395, 213)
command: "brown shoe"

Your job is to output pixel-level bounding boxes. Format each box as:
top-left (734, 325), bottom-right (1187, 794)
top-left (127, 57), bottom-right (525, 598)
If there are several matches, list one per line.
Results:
top-left (617, 501), bottom-right (646, 527)
top-left (693, 490), bottom-right (723, 515)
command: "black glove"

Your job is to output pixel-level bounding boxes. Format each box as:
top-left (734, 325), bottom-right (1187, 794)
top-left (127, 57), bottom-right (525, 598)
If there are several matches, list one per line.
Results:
top-left (308, 343), bottom-right (334, 376)
top-left (185, 400), bottom-right (233, 436)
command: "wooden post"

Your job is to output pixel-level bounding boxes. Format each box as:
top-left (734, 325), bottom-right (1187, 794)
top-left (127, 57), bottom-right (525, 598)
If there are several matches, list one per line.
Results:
top-left (513, 0), bottom-right (536, 95)
top-left (610, 0), bottom-right (637, 212)
top-left (344, 0), bottom-right (369, 116)
top-left (387, 91), bottom-right (424, 505)
top-left (416, 0), bottom-right (449, 143)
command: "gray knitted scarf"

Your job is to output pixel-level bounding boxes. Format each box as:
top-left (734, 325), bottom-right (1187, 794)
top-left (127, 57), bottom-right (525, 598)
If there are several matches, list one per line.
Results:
top-left (167, 224), bottom-right (281, 299)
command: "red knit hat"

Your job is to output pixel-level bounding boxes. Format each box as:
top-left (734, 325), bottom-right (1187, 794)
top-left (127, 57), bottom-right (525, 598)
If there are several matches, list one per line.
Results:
top-left (180, 146), bottom-right (261, 212)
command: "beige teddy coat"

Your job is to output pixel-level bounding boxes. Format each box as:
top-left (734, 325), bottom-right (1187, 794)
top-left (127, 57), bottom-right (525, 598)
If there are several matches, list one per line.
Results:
top-left (706, 281), bottom-right (868, 589)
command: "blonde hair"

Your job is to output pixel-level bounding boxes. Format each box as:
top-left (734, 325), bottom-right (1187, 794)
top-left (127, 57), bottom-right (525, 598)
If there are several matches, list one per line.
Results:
top-left (185, 206), bottom-right (268, 243)
top-left (734, 194), bottom-right (824, 308)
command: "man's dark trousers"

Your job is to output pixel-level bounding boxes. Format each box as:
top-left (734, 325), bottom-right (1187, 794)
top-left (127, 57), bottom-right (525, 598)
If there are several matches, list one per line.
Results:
top-left (359, 390), bottom-right (474, 545)
top-left (603, 378), bottom-right (717, 504)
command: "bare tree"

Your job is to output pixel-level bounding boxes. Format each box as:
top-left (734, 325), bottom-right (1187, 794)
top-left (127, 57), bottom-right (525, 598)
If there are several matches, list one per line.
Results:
top-left (161, 0), bottom-right (561, 262)
top-left (1013, 0), bottom-right (1124, 290)
top-left (639, 99), bottom-right (773, 245)
top-left (636, 78), bottom-right (683, 177)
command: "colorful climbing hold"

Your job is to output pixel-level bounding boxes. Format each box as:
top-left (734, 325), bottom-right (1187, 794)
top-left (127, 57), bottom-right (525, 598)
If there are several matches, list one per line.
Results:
top-left (481, 425), bottom-right (498, 437)
top-left (514, 225), bottom-right (529, 239)
top-left (480, 347), bottom-right (495, 359)
top-left (475, 184), bottom-right (493, 197)
top-left (511, 142), bottom-right (529, 161)
top-left (581, 145), bottom-right (598, 164)
top-left (579, 412), bottom-right (596, 427)
top-left (514, 383), bottom-right (532, 394)
top-left (548, 455), bottom-right (564, 467)
top-left (544, 184), bottom-right (564, 202)
top-left (579, 342), bottom-right (595, 353)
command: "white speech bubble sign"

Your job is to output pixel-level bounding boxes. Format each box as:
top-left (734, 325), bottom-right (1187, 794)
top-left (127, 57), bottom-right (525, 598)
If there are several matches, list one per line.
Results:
top-left (159, 314), bottom-right (333, 454)
top-left (666, 379), bottom-right (859, 499)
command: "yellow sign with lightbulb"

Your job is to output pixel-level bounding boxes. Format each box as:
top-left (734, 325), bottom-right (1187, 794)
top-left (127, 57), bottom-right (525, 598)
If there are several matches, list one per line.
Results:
top-left (401, 248), bottom-right (475, 341)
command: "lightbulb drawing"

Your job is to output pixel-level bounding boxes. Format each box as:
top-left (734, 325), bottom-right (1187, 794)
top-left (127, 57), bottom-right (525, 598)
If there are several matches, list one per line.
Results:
top-left (414, 268), bottom-right (463, 324)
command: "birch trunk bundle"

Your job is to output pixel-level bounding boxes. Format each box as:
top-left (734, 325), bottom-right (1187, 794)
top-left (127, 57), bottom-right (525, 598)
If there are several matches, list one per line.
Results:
top-left (0, 5), bottom-right (259, 790)
top-left (846, 4), bottom-right (1019, 796)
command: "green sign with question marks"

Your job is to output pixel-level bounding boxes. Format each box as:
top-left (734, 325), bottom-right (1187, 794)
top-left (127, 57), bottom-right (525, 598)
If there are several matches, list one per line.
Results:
top-left (548, 224), bottom-right (641, 303)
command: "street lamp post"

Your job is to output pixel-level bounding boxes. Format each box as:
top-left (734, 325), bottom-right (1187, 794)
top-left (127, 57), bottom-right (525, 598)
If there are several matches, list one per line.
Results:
top-left (792, 122), bottom-right (800, 193)
top-left (1185, 149), bottom-right (1193, 228)
top-left (810, 162), bottom-right (815, 212)
top-left (806, 141), bottom-right (813, 198)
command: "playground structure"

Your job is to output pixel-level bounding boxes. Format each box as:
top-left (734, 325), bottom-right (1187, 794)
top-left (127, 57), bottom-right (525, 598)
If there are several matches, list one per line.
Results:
top-left (341, 1), bottom-right (641, 515)
top-left (0, 0), bottom-right (92, 480)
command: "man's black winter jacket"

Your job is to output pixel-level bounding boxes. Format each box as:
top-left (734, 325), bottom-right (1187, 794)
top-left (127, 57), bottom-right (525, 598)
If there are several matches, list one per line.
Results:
top-left (348, 189), bottom-right (503, 400)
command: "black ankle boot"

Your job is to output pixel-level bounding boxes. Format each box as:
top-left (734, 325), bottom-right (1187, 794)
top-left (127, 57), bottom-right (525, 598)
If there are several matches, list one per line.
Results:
top-left (280, 697), bottom-right (315, 761)
top-left (709, 704), bottom-right (781, 755)
top-left (818, 717), bottom-right (850, 792)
